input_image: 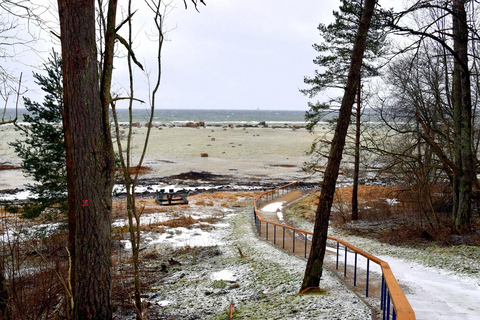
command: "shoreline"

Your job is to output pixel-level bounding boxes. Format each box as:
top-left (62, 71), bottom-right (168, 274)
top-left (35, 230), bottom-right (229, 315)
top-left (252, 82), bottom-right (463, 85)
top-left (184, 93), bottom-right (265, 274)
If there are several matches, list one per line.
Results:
top-left (1, 125), bottom-right (324, 193)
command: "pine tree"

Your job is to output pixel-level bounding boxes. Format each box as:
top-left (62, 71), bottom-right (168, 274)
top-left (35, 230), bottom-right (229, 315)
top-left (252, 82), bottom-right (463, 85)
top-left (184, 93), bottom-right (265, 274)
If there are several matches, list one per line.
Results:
top-left (302, 0), bottom-right (387, 220)
top-left (10, 51), bottom-right (66, 219)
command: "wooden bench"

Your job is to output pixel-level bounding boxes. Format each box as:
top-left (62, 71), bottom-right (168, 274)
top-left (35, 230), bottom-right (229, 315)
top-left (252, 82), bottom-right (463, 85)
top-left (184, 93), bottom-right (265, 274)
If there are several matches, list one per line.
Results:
top-left (156, 189), bottom-right (189, 206)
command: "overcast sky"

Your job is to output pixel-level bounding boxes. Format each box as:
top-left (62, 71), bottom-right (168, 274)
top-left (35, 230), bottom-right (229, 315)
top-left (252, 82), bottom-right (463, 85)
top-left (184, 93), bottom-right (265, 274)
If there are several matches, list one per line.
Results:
top-left (7, 0), bottom-right (401, 111)
top-left (155, 0), bottom-right (341, 111)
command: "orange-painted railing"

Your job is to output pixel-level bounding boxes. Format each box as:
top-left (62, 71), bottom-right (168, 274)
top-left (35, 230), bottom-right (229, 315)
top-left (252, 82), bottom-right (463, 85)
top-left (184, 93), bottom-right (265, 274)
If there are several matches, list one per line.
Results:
top-left (253, 182), bottom-right (415, 320)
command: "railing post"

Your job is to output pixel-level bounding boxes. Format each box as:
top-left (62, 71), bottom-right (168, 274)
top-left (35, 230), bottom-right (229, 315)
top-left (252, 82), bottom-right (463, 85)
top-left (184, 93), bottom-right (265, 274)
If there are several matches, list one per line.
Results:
top-left (259, 220), bottom-right (261, 237)
top-left (336, 242), bottom-right (339, 270)
top-left (354, 252), bottom-right (358, 286)
top-left (381, 275), bottom-right (385, 310)
top-left (386, 291), bottom-right (391, 320)
top-left (266, 223), bottom-right (268, 240)
top-left (344, 245), bottom-right (348, 277)
top-left (274, 225), bottom-right (276, 245)
top-left (366, 259), bottom-right (370, 297)
top-left (304, 234), bottom-right (308, 258)
top-left (282, 227), bottom-right (285, 249)
top-left (293, 230), bottom-right (295, 253)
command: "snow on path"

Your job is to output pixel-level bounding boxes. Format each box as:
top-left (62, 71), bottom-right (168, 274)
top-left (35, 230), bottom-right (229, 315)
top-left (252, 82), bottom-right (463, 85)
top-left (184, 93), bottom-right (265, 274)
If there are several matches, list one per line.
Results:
top-left (379, 255), bottom-right (480, 320)
top-left (261, 201), bottom-right (285, 222)
top-left (326, 237), bottom-right (480, 320)
top-left (264, 198), bottom-right (480, 320)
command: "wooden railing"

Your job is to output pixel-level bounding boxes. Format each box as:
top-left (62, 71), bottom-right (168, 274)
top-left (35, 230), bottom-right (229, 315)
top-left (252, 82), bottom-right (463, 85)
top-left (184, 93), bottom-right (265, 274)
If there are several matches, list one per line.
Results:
top-left (253, 182), bottom-right (415, 320)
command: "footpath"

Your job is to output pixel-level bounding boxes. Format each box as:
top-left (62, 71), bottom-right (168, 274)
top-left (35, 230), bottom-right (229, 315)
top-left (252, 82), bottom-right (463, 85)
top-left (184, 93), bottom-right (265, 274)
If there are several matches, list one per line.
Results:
top-left (258, 189), bottom-right (480, 320)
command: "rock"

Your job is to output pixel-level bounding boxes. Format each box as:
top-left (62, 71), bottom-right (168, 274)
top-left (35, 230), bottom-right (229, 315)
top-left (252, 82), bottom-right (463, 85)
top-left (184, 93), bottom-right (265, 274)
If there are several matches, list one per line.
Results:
top-left (168, 257), bottom-right (182, 266)
top-left (201, 153), bottom-right (209, 157)
top-left (160, 263), bottom-right (168, 272)
top-left (131, 121), bottom-right (141, 128)
top-left (228, 283), bottom-right (240, 289)
top-left (211, 138), bottom-right (215, 141)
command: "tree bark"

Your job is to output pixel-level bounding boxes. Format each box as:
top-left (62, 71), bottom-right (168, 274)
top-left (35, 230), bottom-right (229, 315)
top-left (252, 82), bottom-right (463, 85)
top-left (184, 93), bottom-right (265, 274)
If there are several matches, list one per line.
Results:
top-left (452, 0), bottom-right (473, 234)
top-left (352, 80), bottom-right (361, 221)
top-left (301, 0), bottom-right (376, 291)
top-left (57, 1), bottom-right (115, 319)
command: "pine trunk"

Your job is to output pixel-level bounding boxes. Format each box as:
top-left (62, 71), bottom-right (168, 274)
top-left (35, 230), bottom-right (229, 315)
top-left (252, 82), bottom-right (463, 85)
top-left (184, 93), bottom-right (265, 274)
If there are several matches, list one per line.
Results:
top-left (352, 80), bottom-right (361, 221)
top-left (301, 0), bottom-right (376, 291)
top-left (58, 1), bottom-right (115, 319)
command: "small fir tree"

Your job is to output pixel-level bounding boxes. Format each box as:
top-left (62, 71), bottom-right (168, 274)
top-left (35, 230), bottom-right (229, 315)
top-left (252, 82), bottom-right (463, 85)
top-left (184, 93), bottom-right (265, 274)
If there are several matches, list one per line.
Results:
top-left (10, 51), bottom-right (66, 219)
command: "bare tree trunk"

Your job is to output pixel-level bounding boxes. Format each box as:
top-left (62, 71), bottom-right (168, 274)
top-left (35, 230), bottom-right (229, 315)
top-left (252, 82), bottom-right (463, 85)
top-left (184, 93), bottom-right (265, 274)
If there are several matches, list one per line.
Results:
top-left (452, 0), bottom-right (474, 234)
top-left (351, 80), bottom-right (361, 221)
top-left (300, 0), bottom-right (376, 292)
top-left (58, 1), bottom-right (115, 319)
top-left (0, 259), bottom-right (9, 319)
top-left (110, 2), bottom-right (164, 318)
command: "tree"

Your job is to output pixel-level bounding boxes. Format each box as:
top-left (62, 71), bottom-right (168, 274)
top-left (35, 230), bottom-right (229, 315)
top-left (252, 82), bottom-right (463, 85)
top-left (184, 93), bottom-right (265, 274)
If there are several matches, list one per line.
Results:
top-left (301, 0), bottom-right (376, 292)
top-left (302, 0), bottom-right (387, 220)
top-left (57, 1), bottom-right (116, 318)
top-left (451, 0), bottom-right (474, 234)
top-left (57, 1), bottom-right (205, 318)
top-left (10, 51), bottom-right (66, 219)
top-left (109, 0), bottom-right (166, 317)
top-left (383, 0), bottom-right (477, 233)
top-left (365, 44), bottom-right (454, 231)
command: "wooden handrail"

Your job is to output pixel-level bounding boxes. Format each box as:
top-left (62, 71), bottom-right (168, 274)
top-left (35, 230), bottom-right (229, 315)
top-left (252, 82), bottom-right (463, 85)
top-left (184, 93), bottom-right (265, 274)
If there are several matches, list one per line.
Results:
top-left (254, 182), bottom-right (416, 320)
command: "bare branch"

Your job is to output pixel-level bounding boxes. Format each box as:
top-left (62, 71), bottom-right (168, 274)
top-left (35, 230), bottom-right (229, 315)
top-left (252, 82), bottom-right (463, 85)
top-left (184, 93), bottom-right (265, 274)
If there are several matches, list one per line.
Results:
top-left (116, 34), bottom-right (145, 71)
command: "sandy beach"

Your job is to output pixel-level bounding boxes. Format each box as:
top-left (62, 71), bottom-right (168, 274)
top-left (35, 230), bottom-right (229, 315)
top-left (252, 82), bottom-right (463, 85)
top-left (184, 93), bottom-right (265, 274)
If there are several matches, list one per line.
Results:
top-left (0, 124), bottom-right (326, 190)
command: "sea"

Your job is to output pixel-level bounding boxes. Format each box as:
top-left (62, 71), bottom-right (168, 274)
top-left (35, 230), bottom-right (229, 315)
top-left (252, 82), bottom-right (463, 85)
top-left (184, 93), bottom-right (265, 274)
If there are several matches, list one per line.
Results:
top-left (3, 108), bottom-right (309, 127)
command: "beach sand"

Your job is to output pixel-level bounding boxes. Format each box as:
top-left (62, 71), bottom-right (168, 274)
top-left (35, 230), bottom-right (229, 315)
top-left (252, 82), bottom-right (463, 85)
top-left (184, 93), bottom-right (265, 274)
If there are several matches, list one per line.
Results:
top-left (1, 125), bottom-right (325, 190)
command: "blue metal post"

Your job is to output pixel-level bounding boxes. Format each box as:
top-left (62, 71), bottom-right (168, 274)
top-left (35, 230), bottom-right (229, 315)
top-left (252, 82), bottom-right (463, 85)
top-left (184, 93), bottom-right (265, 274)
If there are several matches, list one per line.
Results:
top-left (274, 225), bottom-right (276, 245)
top-left (381, 275), bottom-right (385, 310)
top-left (366, 259), bottom-right (370, 297)
top-left (304, 234), bottom-right (307, 258)
top-left (354, 252), bottom-right (358, 286)
top-left (336, 242), bottom-right (339, 270)
top-left (293, 230), bottom-right (295, 253)
top-left (386, 291), bottom-right (391, 320)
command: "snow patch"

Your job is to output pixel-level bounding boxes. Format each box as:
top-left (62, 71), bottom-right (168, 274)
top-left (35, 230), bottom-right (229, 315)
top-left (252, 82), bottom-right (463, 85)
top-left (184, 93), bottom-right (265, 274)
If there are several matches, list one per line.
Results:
top-left (211, 269), bottom-right (236, 282)
top-left (261, 201), bottom-right (284, 213)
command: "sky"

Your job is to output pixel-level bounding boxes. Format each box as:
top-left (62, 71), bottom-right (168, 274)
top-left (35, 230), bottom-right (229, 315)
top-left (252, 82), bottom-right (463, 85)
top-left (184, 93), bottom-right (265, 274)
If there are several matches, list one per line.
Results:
top-left (155, 0), bottom-right (341, 111)
top-left (4, 0), bottom-right (402, 111)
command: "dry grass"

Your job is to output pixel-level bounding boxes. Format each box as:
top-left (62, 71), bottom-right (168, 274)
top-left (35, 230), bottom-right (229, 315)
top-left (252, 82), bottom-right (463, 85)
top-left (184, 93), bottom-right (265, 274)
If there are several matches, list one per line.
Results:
top-left (291, 185), bottom-right (480, 246)
top-left (0, 190), bottom-right (260, 319)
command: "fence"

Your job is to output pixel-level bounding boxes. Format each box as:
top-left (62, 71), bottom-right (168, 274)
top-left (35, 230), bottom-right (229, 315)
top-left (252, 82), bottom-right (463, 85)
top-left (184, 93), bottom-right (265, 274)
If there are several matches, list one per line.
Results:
top-left (253, 182), bottom-right (415, 320)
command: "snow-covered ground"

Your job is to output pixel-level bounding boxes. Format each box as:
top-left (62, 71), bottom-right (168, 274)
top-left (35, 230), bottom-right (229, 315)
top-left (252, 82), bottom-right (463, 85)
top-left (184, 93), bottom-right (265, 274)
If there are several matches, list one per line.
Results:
top-left (2, 191), bottom-right (478, 319)
top-left (120, 195), bottom-right (372, 319)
